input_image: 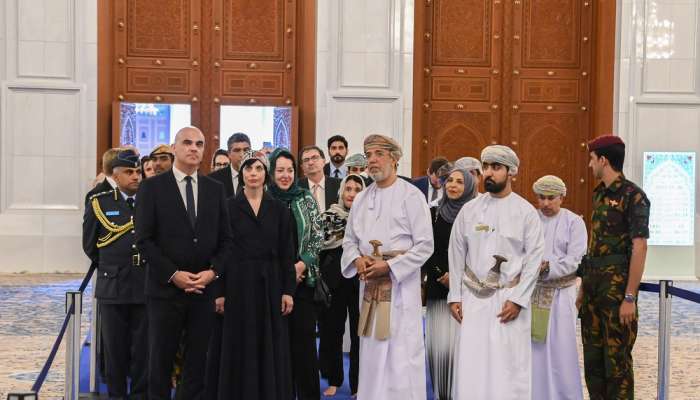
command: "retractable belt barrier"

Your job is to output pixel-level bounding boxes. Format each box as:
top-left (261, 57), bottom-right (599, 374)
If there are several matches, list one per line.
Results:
top-left (7, 263), bottom-right (96, 400)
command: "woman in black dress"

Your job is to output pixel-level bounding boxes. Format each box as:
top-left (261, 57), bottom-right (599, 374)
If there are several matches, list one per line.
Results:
top-left (423, 166), bottom-right (477, 400)
top-left (215, 150), bottom-right (296, 400)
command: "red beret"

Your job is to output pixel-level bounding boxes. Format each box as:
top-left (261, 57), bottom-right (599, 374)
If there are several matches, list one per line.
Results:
top-left (588, 135), bottom-right (625, 151)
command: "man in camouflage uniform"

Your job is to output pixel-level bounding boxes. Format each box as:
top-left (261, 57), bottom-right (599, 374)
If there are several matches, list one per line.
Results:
top-left (83, 149), bottom-right (147, 399)
top-left (578, 135), bottom-right (650, 400)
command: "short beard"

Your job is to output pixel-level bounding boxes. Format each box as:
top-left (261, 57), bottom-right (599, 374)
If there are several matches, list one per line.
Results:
top-left (331, 154), bottom-right (345, 164)
top-left (368, 163), bottom-right (393, 182)
top-left (484, 178), bottom-right (507, 194)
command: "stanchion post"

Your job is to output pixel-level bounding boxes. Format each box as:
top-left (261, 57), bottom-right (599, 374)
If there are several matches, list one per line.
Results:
top-left (657, 280), bottom-right (672, 400)
top-left (89, 273), bottom-right (98, 393)
top-left (65, 291), bottom-right (82, 400)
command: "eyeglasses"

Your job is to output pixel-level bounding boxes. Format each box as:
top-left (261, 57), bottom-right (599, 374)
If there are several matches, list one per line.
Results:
top-left (302, 155), bottom-right (322, 164)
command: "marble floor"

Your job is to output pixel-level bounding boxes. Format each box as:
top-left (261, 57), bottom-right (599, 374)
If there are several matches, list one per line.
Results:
top-left (0, 274), bottom-right (698, 399)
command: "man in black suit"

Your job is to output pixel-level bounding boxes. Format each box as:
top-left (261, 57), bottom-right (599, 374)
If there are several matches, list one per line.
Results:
top-left (412, 156), bottom-right (449, 204)
top-left (83, 149), bottom-right (147, 399)
top-left (208, 132), bottom-right (251, 198)
top-left (134, 126), bottom-right (233, 400)
top-left (298, 145), bottom-right (341, 212)
top-left (323, 135), bottom-right (348, 179)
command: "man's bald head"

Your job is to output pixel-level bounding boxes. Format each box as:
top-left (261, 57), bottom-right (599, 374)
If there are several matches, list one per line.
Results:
top-left (173, 126), bottom-right (205, 144)
top-left (172, 126), bottom-right (206, 173)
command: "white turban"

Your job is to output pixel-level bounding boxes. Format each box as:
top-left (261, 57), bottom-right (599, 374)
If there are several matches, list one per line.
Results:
top-left (532, 175), bottom-right (567, 197)
top-left (364, 134), bottom-right (403, 161)
top-left (454, 157), bottom-right (482, 175)
top-left (480, 145), bottom-right (520, 176)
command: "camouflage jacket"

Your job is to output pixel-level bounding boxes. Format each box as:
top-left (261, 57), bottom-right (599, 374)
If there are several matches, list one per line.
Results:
top-left (588, 174), bottom-right (650, 258)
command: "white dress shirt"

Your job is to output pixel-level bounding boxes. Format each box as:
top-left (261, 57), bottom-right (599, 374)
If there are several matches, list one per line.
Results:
top-left (172, 166), bottom-right (198, 216)
top-left (329, 163), bottom-right (347, 179)
top-left (309, 176), bottom-right (327, 213)
top-left (119, 191), bottom-right (136, 203)
top-left (427, 183), bottom-right (443, 204)
top-left (230, 165), bottom-right (240, 194)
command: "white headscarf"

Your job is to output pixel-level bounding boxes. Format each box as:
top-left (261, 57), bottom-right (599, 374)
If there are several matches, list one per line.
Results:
top-left (481, 145), bottom-right (520, 176)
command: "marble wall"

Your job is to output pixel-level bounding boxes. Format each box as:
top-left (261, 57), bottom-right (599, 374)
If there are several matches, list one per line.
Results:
top-left (0, 0), bottom-right (96, 272)
top-left (615, 0), bottom-right (700, 278)
top-left (316, 0), bottom-right (415, 176)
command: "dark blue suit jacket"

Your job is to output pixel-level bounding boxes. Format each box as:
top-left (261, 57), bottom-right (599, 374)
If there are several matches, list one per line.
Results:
top-left (412, 175), bottom-right (430, 202)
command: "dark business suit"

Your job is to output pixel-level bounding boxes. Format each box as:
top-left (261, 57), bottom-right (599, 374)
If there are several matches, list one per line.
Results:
top-left (298, 176), bottom-right (341, 210)
top-left (134, 169), bottom-right (232, 400)
top-left (412, 175), bottom-right (431, 202)
top-left (208, 165), bottom-right (236, 198)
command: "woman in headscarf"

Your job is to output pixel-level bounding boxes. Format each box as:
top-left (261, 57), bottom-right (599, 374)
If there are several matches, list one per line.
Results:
top-left (213, 150), bottom-right (296, 400)
top-left (267, 148), bottom-right (323, 400)
top-left (423, 166), bottom-right (478, 400)
top-left (317, 174), bottom-right (366, 397)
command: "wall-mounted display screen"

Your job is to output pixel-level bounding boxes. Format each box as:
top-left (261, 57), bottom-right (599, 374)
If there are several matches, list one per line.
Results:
top-left (643, 152), bottom-right (696, 246)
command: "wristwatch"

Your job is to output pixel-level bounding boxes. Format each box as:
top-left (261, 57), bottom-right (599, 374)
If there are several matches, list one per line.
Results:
top-left (623, 293), bottom-right (636, 303)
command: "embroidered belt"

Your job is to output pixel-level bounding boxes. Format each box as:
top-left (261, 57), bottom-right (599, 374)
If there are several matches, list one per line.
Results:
top-left (461, 255), bottom-right (519, 299)
top-left (357, 241), bottom-right (405, 341)
top-left (531, 272), bottom-right (578, 343)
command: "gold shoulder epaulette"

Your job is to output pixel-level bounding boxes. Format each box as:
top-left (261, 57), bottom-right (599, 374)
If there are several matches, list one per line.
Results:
top-left (91, 195), bottom-right (134, 248)
top-left (89, 188), bottom-right (116, 201)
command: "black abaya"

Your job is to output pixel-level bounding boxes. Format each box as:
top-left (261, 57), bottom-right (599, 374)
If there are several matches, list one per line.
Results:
top-left (214, 192), bottom-right (297, 400)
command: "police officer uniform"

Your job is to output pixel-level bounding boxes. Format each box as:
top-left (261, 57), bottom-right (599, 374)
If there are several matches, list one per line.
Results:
top-left (82, 150), bottom-right (147, 399)
top-left (579, 135), bottom-right (650, 400)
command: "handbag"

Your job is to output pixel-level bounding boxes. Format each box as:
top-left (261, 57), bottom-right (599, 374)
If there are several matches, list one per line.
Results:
top-left (313, 273), bottom-right (332, 309)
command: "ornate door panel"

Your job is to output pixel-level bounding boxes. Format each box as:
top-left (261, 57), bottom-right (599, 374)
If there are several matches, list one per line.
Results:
top-left (211, 0), bottom-right (296, 106)
top-left (100, 0), bottom-right (314, 175)
top-left (511, 112), bottom-right (588, 212)
top-left (508, 0), bottom-right (593, 214)
top-left (114, 0), bottom-right (201, 104)
top-left (414, 0), bottom-right (597, 217)
top-left (419, 0), bottom-right (503, 167)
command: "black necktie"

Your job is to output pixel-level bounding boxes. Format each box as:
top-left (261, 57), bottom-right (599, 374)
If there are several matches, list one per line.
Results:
top-left (126, 197), bottom-right (135, 209)
top-left (334, 169), bottom-right (340, 178)
top-left (185, 176), bottom-right (196, 227)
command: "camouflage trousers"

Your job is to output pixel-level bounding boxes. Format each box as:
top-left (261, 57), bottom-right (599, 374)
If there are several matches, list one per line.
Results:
top-left (580, 264), bottom-right (637, 400)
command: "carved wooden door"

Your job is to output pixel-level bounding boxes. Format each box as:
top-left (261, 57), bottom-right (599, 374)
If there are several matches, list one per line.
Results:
top-left (415, 0), bottom-right (595, 216)
top-left (113, 0), bottom-right (201, 105)
top-left (507, 0), bottom-right (593, 213)
top-left (419, 0), bottom-right (503, 164)
top-left (106, 0), bottom-right (308, 173)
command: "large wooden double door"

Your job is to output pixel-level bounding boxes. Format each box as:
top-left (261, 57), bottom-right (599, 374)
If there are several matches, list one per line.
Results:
top-left (98, 0), bottom-right (316, 172)
top-left (413, 0), bottom-right (615, 217)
